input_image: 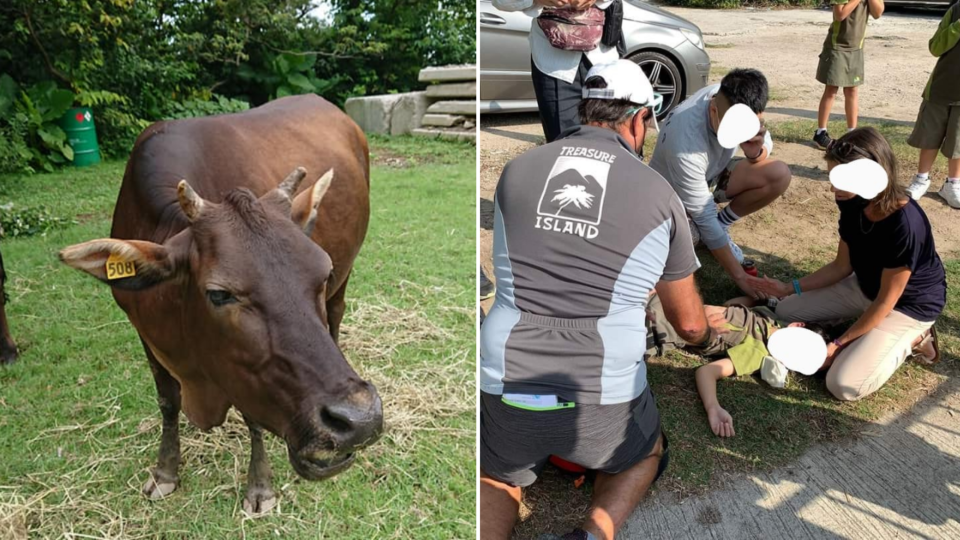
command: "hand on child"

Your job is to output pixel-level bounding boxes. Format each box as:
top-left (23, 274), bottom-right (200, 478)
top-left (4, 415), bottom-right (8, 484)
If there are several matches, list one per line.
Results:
top-left (708, 406), bottom-right (735, 438)
top-left (746, 275), bottom-right (792, 299)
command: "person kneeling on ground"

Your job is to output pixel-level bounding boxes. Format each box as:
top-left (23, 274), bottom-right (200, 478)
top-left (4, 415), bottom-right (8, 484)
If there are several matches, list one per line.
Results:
top-left (480, 59), bottom-right (714, 540)
top-left (750, 127), bottom-right (946, 402)
top-left (649, 68), bottom-right (792, 299)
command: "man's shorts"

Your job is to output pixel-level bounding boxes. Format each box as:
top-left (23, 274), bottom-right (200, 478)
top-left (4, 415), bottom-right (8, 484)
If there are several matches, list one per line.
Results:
top-left (816, 47), bottom-right (864, 88)
top-left (480, 386), bottom-right (664, 488)
top-left (908, 100), bottom-right (960, 160)
top-left (709, 158), bottom-right (741, 204)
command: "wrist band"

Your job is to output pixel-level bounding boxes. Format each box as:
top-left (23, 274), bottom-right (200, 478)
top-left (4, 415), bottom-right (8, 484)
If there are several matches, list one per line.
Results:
top-left (832, 338), bottom-right (844, 349)
top-left (793, 279), bottom-right (802, 296)
top-left (748, 147), bottom-right (764, 160)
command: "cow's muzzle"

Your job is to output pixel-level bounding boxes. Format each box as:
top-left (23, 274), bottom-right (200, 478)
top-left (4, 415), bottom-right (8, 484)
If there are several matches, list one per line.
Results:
top-left (288, 382), bottom-right (383, 481)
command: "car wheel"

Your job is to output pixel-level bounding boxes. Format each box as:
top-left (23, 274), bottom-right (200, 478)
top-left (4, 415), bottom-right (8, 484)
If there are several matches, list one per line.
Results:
top-left (628, 51), bottom-right (683, 120)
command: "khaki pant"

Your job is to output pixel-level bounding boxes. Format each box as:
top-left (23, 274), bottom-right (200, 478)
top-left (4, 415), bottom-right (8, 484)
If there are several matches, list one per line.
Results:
top-left (775, 275), bottom-right (933, 402)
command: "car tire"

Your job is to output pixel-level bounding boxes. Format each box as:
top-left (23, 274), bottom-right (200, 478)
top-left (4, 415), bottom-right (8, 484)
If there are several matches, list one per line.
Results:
top-left (627, 51), bottom-right (684, 121)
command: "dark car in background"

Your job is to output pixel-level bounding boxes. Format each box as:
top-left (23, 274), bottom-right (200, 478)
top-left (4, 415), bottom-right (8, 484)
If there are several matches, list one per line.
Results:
top-left (479, 0), bottom-right (711, 119)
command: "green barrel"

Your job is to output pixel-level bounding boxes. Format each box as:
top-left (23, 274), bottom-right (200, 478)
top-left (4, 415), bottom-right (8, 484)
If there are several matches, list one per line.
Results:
top-left (60, 107), bottom-right (101, 167)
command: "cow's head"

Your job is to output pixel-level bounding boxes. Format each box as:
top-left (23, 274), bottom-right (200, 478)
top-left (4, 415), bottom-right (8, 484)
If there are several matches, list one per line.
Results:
top-left (60, 168), bottom-right (382, 480)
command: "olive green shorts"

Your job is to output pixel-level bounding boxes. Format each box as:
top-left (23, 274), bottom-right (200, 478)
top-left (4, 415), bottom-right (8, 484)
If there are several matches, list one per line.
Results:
top-left (816, 48), bottom-right (864, 88)
top-left (908, 100), bottom-right (960, 160)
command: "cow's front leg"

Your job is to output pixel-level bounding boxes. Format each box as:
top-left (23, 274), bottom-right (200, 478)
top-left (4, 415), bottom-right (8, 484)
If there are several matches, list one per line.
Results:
top-left (242, 415), bottom-right (277, 515)
top-left (142, 348), bottom-right (181, 499)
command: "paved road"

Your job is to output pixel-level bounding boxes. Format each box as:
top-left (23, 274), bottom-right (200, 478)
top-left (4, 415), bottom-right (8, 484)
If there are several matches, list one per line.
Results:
top-left (620, 376), bottom-right (960, 539)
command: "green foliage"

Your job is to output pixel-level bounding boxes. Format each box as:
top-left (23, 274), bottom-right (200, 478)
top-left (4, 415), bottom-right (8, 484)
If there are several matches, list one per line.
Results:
top-left (0, 0), bottom-right (475, 172)
top-left (0, 202), bottom-right (71, 238)
top-left (163, 94), bottom-right (251, 119)
top-left (0, 77), bottom-right (75, 172)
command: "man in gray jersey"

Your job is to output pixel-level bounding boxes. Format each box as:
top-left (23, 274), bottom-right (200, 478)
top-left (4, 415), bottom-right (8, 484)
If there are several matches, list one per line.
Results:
top-left (480, 60), bottom-right (716, 540)
top-left (649, 69), bottom-right (792, 299)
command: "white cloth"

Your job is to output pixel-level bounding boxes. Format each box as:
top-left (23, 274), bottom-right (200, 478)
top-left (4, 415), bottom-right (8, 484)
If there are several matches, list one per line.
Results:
top-left (492, 0), bottom-right (619, 83)
top-left (648, 85), bottom-right (774, 250)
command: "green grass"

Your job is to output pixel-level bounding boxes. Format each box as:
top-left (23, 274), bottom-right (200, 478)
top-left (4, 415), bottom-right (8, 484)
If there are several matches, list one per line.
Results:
top-left (0, 136), bottom-right (476, 539)
top-left (705, 42), bottom-right (735, 49)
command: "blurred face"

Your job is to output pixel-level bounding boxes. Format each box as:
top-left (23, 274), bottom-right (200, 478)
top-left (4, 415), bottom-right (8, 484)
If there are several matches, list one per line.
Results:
top-left (826, 160), bottom-right (857, 200)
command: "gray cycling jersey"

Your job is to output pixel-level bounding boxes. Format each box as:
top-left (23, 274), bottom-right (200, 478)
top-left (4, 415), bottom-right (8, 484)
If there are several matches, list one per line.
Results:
top-left (480, 125), bottom-right (700, 405)
top-left (648, 85), bottom-right (773, 250)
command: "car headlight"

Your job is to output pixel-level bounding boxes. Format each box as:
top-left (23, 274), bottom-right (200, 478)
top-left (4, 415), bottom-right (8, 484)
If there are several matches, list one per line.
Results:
top-left (680, 28), bottom-right (704, 51)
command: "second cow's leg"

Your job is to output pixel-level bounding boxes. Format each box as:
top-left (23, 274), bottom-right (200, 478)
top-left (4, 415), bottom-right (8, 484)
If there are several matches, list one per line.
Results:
top-left (242, 415), bottom-right (277, 515)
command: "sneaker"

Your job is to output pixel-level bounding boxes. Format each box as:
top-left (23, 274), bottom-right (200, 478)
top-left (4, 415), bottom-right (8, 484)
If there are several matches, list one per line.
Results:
top-left (906, 175), bottom-right (932, 201)
top-left (911, 327), bottom-right (940, 365)
top-left (480, 267), bottom-right (495, 300)
top-left (813, 130), bottom-right (833, 150)
top-left (938, 179), bottom-right (960, 209)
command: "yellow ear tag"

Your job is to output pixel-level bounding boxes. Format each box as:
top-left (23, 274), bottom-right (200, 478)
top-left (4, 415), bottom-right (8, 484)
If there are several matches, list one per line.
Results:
top-left (105, 253), bottom-right (137, 280)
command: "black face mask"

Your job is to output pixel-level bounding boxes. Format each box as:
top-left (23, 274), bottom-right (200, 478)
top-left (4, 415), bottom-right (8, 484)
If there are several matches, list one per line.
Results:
top-left (836, 195), bottom-right (870, 211)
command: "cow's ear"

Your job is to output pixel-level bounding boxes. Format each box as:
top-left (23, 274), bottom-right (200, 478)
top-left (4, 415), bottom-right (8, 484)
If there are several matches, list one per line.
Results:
top-left (291, 168), bottom-right (334, 236)
top-left (59, 237), bottom-right (183, 290)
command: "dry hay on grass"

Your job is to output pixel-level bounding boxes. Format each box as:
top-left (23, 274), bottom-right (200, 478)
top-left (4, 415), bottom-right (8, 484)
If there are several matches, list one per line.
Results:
top-left (3, 282), bottom-right (473, 538)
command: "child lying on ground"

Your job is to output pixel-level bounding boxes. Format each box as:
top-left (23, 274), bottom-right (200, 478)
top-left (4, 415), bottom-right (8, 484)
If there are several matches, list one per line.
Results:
top-left (646, 294), bottom-right (830, 438)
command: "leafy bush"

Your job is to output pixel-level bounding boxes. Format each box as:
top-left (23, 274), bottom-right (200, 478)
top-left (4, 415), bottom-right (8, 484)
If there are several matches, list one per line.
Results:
top-left (0, 76), bottom-right (76, 172)
top-left (164, 95), bottom-right (250, 119)
top-left (0, 203), bottom-right (71, 238)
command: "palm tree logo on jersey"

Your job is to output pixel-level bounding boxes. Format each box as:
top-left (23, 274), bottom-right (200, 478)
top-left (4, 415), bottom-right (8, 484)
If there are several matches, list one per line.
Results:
top-left (551, 184), bottom-right (595, 213)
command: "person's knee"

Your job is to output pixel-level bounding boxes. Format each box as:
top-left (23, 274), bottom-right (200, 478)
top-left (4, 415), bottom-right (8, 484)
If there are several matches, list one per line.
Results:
top-left (843, 86), bottom-right (857, 97)
top-left (765, 160), bottom-right (792, 195)
top-left (774, 295), bottom-right (803, 322)
top-left (825, 370), bottom-right (867, 402)
top-left (823, 85), bottom-right (839, 97)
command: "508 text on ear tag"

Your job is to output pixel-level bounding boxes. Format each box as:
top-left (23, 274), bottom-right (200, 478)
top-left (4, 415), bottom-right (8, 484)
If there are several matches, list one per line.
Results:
top-left (105, 254), bottom-right (136, 280)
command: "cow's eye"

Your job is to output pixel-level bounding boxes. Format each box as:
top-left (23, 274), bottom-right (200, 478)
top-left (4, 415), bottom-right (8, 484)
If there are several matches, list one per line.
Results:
top-left (206, 289), bottom-right (237, 307)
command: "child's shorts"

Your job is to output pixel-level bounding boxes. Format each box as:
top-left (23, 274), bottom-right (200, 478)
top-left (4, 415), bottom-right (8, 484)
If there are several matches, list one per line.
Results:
top-left (816, 47), bottom-right (864, 88)
top-left (908, 100), bottom-right (960, 160)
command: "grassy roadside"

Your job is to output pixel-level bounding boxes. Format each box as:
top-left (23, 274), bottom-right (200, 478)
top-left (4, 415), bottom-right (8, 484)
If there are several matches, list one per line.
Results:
top-left (0, 136), bottom-right (476, 539)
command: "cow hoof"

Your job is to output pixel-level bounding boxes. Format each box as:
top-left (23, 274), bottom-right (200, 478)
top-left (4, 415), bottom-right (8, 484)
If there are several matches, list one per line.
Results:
top-left (142, 473), bottom-right (178, 500)
top-left (243, 488), bottom-right (277, 516)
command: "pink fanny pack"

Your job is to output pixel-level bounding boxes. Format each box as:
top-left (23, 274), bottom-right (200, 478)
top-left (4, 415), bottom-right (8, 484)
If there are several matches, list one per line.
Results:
top-left (537, 7), bottom-right (606, 52)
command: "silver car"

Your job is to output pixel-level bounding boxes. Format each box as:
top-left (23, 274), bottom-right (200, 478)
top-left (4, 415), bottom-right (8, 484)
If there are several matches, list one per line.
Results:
top-left (479, 0), bottom-right (711, 119)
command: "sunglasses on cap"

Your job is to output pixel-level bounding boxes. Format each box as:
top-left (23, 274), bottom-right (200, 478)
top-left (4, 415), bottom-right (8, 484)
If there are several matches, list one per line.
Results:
top-left (626, 93), bottom-right (663, 123)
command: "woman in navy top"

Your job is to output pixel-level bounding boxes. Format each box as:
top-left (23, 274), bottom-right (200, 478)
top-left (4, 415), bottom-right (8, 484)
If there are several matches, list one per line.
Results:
top-left (753, 127), bottom-right (946, 401)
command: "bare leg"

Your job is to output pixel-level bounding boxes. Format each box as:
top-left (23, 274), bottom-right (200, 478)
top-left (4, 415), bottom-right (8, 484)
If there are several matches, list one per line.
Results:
top-left (818, 85), bottom-right (838, 129)
top-left (326, 273), bottom-right (351, 344)
top-left (724, 159), bottom-right (792, 218)
top-left (141, 342), bottom-right (182, 499)
top-left (480, 470), bottom-right (521, 540)
top-left (843, 86), bottom-right (858, 129)
top-left (949, 158), bottom-right (960, 178)
top-left (582, 435), bottom-right (664, 540)
top-left (242, 415), bottom-right (277, 515)
top-left (917, 148), bottom-right (939, 175)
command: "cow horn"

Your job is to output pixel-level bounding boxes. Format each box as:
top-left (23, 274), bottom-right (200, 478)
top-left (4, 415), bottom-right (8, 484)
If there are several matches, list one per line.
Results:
top-left (278, 166), bottom-right (307, 201)
top-left (303, 169), bottom-right (334, 234)
top-left (177, 180), bottom-right (205, 222)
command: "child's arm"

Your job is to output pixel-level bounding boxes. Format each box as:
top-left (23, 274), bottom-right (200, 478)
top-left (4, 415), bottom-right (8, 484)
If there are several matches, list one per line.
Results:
top-left (695, 359), bottom-right (736, 438)
top-left (832, 0), bottom-right (862, 22)
top-left (866, 0), bottom-right (884, 19)
top-left (929, 4), bottom-right (960, 57)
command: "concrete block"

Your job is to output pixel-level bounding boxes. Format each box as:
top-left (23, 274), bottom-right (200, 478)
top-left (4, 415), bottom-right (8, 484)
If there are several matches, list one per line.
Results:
top-left (418, 65), bottom-right (477, 83)
top-left (412, 128), bottom-right (477, 144)
top-left (421, 114), bottom-right (465, 127)
top-left (389, 91), bottom-right (431, 136)
top-left (344, 94), bottom-right (403, 135)
top-left (426, 101), bottom-right (477, 116)
top-left (424, 82), bottom-right (477, 99)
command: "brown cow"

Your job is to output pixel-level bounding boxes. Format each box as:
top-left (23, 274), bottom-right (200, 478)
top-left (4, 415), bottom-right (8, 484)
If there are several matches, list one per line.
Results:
top-left (0, 248), bottom-right (18, 364)
top-left (59, 95), bottom-right (382, 514)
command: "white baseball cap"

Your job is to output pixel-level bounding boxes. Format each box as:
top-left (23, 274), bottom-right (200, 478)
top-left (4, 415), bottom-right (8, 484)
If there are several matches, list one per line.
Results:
top-left (582, 60), bottom-right (662, 131)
